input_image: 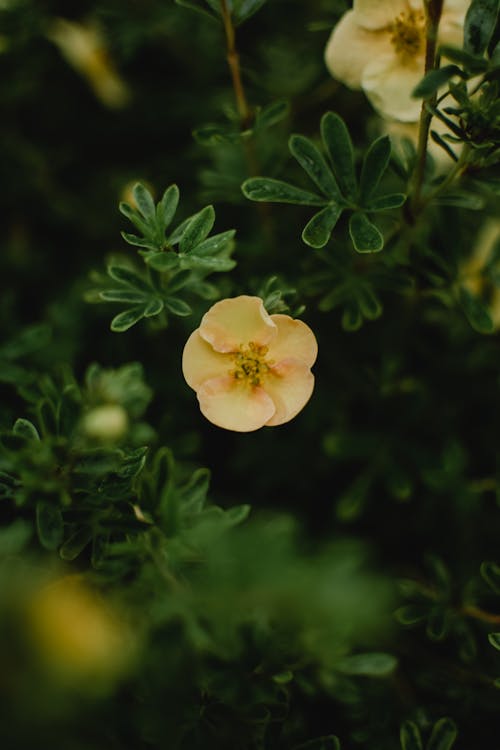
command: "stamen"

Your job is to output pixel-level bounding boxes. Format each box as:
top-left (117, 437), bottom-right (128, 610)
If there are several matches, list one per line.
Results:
top-left (230, 342), bottom-right (273, 386)
top-left (389, 10), bottom-right (425, 60)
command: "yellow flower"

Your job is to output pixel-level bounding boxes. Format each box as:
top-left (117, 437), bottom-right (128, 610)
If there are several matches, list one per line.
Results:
top-left (82, 404), bottom-right (129, 441)
top-left (182, 296), bottom-right (318, 432)
top-left (325, 0), bottom-right (468, 122)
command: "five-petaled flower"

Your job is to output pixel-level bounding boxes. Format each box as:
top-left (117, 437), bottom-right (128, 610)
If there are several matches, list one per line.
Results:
top-left (182, 296), bottom-right (318, 432)
top-left (324, 0), bottom-right (468, 122)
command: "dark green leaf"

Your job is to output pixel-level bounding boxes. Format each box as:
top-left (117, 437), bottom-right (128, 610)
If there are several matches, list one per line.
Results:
top-left (167, 270), bottom-right (192, 293)
top-left (156, 184), bottom-right (179, 232)
top-left (400, 721), bottom-right (423, 750)
top-left (439, 44), bottom-right (489, 72)
top-left (349, 212), bottom-right (384, 253)
top-left (337, 652), bottom-right (397, 676)
top-left (194, 229), bottom-right (236, 257)
top-left (192, 123), bottom-right (243, 146)
top-left (426, 606), bottom-right (451, 641)
top-left (132, 183), bottom-right (156, 221)
top-left (107, 265), bottom-right (151, 292)
top-left (481, 560), bottom-right (500, 593)
top-left (121, 232), bottom-right (160, 250)
top-left (464, 0), bottom-right (500, 56)
top-left (320, 112), bottom-right (357, 199)
top-left (357, 287), bottom-right (382, 320)
top-left (254, 99), bottom-right (289, 130)
top-left (435, 191), bottom-right (484, 209)
top-left (233, 0), bottom-right (268, 25)
top-left (180, 254), bottom-right (236, 271)
top-left (359, 136), bottom-right (391, 201)
top-left (301, 204), bottom-right (343, 248)
top-left (430, 130), bottom-right (459, 161)
top-left (488, 632), bottom-right (500, 650)
top-left (59, 527), bottom-right (93, 561)
top-left (36, 501), bottom-right (63, 551)
top-left (0, 520), bottom-right (32, 556)
top-left (146, 252), bottom-right (180, 272)
top-left (289, 134), bottom-right (342, 200)
top-left (174, 0), bottom-right (218, 21)
top-left (366, 193), bottom-right (407, 211)
top-left (179, 205), bottom-right (216, 254)
top-left (110, 307), bottom-right (145, 332)
top-left (13, 418), bottom-right (40, 441)
top-left (242, 177), bottom-right (326, 205)
top-left (412, 65), bottom-right (463, 98)
top-left (143, 298), bottom-right (164, 317)
top-left (99, 289), bottom-right (148, 303)
top-left (119, 202), bottom-right (151, 236)
top-left (459, 287), bottom-right (495, 333)
top-left (394, 604), bottom-right (428, 625)
top-left (427, 718), bottom-right (458, 750)
top-left (341, 303), bottom-right (363, 332)
top-left (164, 297), bottom-right (192, 316)
top-left (0, 323), bottom-right (51, 359)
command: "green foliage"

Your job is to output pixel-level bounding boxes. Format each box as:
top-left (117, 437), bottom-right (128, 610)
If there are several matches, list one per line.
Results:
top-left (242, 112), bottom-right (406, 251)
top-left (90, 183), bottom-right (236, 331)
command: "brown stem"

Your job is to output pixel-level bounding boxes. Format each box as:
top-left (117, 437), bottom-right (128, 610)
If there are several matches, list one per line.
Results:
top-left (409, 0), bottom-right (444, 216)
top-left (220, 0), bottom-right (251, 128)
top-left (461, 605), bottom-right (500, 626)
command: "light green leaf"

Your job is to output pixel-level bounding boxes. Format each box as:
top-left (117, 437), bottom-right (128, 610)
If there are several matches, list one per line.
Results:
top-left (488, 632), bottom-right (500, 650)
top-left (400, 721), bottom-right (423, 750)
top-left (133, 183), bottom-right (156, 221)
top-left (164, 297), bottom-right (192, 316)
top-left (289, 134), bottom-right (342, 200)
top-left (320, 112), bottom-right (357, 199)
top-left (427, 718), bottom-right (458, 750)
top-left (194, 229), bottom-right (236, 257)
top-left (301, 204), bottom-right (343, 248)
top-left (180, 254), bottom-right (236, 271)
top-left (337, 652), bottom-right (397, 676)
top-left (146, 252), bottom-right (180, 272)
top-left (121, 232), bottom-right (160, 250)
top-left (107, 265), bottom-right (151, 292)
top-left (367, 193), bottom-right (407, 211)
top-left (99, 289), bottom-right (148, 303)
top-left (242, 177), bottom-right (327, 205)
top-left (143, 298), bottom-right (164, 317)
top-left (156, 184), bottom-right (179, 232)
top-left (349, 212), bottom-right (384, 253)
top-left (13, 418), bottom-right (40, 441)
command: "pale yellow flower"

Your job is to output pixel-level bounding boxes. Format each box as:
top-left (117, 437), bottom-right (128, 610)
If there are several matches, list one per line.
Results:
top-left (325, 0), bottom-right (468, 122)
top-left (182, 296), bottom-right (318, 432)
top-left (47, 18), bottom-right (130, 108)
top-left (82, 404), bottom-right (129, 441)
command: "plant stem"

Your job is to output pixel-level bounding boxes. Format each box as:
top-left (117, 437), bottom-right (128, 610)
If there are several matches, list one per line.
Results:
top-left (462, 605), bottom-right (500, 625)
top-left (220, 0), bottom-right (251, 129)
top-left (409, 0), bottom-right (444, 216)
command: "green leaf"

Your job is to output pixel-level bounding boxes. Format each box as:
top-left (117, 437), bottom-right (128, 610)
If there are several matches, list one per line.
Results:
top-left (400, 721), bottom-right (423, 750)
top-left (179, 205), bottom-right (216, 254)
top-left (394, 604), bottom-right (428, 625)
top-left (146, 252), bottom-right (180, 272)
top-left (254, 99), bottom-right (289, 130)
top-left (36, 501), bottom-right (63, 551)
top-left (233, 0), bottom-right (268, 25)
top-left (143, 298), bottom-right (164, 317)
top-left (301, 204), bottom-right (343, 248)
top-left (464, 0), bottom-right (500, 56)
top-left (349, 212), bottom-right (384, 253)
top-left (435, 192), bottom-right (485, 209)
top-left (132, 183), bottom-right (156, 221)
top-left (430, 130), bottom-right (459, 161)
top-left (412, 65), bottom-right (463, 98)
top-left (438, 44), bottom-right (488, 72)
top-left (107, 265), bottom-right (151, 292)
top-left (459, 287), bottom-right (495, 333)
top-left (366, 193), bottom-right (406, 211)
top-left (359, 136), bottom-right (391, 201)
top-left (121, 232), bottom-right (160, 250)
top-left (174, 0), bottom-right (218, 21)
top-left (119, 202), bottom-right (151, 237)
top-left (167, 270), bottom-right (192, 293)
top-left (426, 606), bottom-right (451, 641)
top-left (488, 632), bottom-right (500, 650)
top-left (164, 297), bottom-right (192, 316)
top-left (357, 287), bottom-right (382, 320)
top-left (13, 418), bottom-right (40, 441)
top-left (289, 134), bottom-right (342, 200)
top-left (194, 229), bottom-right (236, 257)
top-left (180, 254), bottom-right (236, 271)
top-left (481, 560), bottom-right (500, 593)
top-left (320, 112), bottom-right (357, 199)
top-left (427, 718), bottom-right (458, 750)
top-left (59, 527), bottom-right (93, 561)
top-left (223, 504), bottom-right (251, 526)
top-left (337, 652), bottom-right (397, 676)
top-left (156, 184), bottom-right (179, 232)
top-left (242, 177), bottom-right (326, 206)
top-left (341, 303), bottom-right (363, 332)
top-left (99, 289), bottom-right (148, 303)
top-left (110, 306), bottom-right (145, 332)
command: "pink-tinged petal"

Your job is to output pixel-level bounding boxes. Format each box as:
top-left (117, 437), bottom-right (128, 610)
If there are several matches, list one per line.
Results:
top-left (353, 0), bottom-right (408, 30)
top-left (196, 375), bottom-right (276, 432)
top-left (199, 296), bottom-right (276, 353)
top-left (362, 53), bottom-right (424, 122)
top-left (325, 11), bottom-right (392, 90)
top-left (263, 359), bottom-right (315, 427)
top-left (268, 314), bottom-right (318, 369)
top-left (182, 329), bottom-right (231, 391)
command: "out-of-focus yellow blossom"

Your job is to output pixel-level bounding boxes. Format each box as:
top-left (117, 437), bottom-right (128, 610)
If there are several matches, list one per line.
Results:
top-left (460, 220), bottom-right (500, 329)
top-left (47, 18), bottom-right (130, 108)
top-left (182, 296), bottom-right (318, 432)
top-left (82, 404), bottom-right (129, 441)
top-left (28, 575), bottom-right (135, 690)
top-left (325, 0), bottom-right (468, 122)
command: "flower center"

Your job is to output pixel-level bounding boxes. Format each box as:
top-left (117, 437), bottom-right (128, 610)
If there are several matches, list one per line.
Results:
top-left (230, 342), bottom-right (272, 387)
top-left (389, 10), bottom-right (425, 60)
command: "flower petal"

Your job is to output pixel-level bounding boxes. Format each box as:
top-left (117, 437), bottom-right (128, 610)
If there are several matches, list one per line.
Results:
top-left (182, 329), bottom-right (231, 390)
top-left (268, 314), bottom-right (318, 368)
top-left (353, 0), bottom-right (408, 30)
top-left (362, 53), bottom-right (424, 122)
top-left (325, 11), bottom-right (392, 90)
top-left (264, 359), bottom-right (315, 427)
top-left (196, 375), bottom-right (276, 432)
top-left (199, 295), bottom-right (276, 353)
top-left (439, 8), bottom-right (468, 48)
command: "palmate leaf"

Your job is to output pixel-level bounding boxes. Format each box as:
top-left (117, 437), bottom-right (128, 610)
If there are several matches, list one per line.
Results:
top-left (320, 111), bottom-right (357, 200)
top-left (241, 177), bottom-right (326, 205)
top-left (289, 134), bottom-right (342, 201)
top-left (302, 204), bottom-right (343, 248)
top-left (349, 213), bottom-right (384, 253)
top-left (110, 306), bottom-right (146, 332)
top-left (179, 205), bottom-right (216, 254)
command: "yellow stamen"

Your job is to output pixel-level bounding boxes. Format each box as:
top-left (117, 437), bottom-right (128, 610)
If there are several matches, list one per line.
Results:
top-left (389, 10), bottom-right (425, 60)
top-left (230, 342), bottom-right (273, 387)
